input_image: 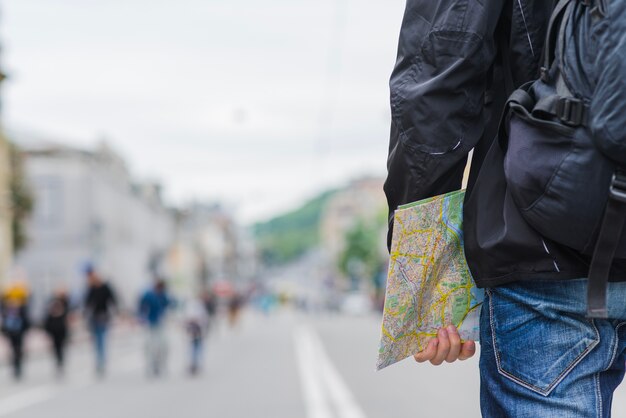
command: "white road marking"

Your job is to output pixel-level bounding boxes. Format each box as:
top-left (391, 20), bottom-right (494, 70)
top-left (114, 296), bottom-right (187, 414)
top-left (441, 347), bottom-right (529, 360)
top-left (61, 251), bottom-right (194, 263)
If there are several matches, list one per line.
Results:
top-left (294, 326), bottom-right (367, 418)
top-left (0, 345), bottom-right (140, 416)
top-left (0, 386), bottom-right (56, 417)
top-left (0, 370), bottom-right (100, 417)
top-left (311, 333), bottom-right (367, 418)
top-left (294, 327), bottom-right (334, 418)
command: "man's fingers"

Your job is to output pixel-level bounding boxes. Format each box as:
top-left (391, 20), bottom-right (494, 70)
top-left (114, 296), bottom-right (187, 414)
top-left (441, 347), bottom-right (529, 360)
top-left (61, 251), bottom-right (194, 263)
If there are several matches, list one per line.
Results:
top-left (458, 340), bottom-right (476, 361)
top-left (414, 328), bottom-right (476, 365)
top-left (414, 338), bottom-right (438, 363)
top-left (430, 328), bottom-right (450, 365)
top-left (445, 325), bottom-right (461, 363)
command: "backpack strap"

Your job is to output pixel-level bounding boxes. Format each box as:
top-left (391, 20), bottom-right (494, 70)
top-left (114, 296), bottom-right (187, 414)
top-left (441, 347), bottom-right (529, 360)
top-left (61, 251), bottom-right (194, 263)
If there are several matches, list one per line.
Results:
top-left (540, 0), bottom-right (607, 72)
top-left (587, 171), bottom-right (626, 318)
top-left (541, 0), bottom-right (576, 82)
top-left (533, 95), bottom-right (589, 126)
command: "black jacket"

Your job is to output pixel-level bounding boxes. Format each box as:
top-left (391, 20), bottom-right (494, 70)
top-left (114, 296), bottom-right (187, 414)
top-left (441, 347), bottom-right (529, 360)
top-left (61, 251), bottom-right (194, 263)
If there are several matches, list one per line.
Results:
top-left (385, 0), bottom-right (626, 287)
top-left (1, 303), bottom-right (30, 336)
top-left (44, 296), bottom-right (70, 339)
top-left (85, 283), bottom-right (117, 323)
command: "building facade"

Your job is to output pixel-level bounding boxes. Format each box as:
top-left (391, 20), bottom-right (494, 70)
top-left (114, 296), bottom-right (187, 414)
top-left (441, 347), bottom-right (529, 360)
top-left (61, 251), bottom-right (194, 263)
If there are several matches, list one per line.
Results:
top-left (16, 140), bottom-right (176, 313)
top-left (320, 177), bottom-right (386, 259)
top-left (0, 136), bottom-right (12, 287)
top-left (164, 203), bottom-right (257, 299)
top-left (320, 177), bottom-right (388, 289)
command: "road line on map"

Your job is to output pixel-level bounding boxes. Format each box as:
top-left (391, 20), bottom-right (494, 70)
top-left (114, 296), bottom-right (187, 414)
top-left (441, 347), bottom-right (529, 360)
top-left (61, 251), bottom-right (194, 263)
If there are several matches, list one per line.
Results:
top-left (293, 327), bottom-right (334, 418)
top-left (308, 329), bottom-right (368, 418)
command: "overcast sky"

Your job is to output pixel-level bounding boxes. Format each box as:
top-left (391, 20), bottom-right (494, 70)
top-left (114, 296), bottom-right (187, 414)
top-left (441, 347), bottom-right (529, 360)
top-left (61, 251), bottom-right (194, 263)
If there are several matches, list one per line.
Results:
top-left (0, 0), bottom-right (405, 223)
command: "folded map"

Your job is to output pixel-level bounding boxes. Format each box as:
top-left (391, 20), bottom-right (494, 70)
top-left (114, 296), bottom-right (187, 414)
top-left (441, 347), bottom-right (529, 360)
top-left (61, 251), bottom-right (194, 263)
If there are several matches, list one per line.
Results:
top-left (377, 190), bottom-right (483, 370)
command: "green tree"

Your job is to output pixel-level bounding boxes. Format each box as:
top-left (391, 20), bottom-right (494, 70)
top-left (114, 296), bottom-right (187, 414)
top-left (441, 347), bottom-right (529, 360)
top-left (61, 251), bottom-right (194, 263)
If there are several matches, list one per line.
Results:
top-left (254, 190), bottom-right (335, 265)
top-left (8, 142), bottom-right (33, 252)
top-left (338, 215), bottom-right (385, 289)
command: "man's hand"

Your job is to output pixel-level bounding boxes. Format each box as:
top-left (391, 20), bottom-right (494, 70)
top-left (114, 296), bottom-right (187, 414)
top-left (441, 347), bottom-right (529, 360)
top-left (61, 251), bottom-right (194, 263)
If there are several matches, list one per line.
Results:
top-left (414, 325), bottom-right (476, 365)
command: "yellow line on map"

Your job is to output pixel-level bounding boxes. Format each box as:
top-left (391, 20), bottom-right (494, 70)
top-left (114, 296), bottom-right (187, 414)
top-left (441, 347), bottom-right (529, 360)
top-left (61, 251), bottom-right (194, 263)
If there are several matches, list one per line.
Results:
top-left (381, 325), bottom-right (437, 343)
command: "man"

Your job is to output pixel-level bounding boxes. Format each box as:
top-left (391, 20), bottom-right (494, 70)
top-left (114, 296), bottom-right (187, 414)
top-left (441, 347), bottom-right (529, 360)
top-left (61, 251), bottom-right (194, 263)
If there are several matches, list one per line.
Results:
top-left (385, 0), bottom-right (626, 416)
top-left (185, 296), bottom-right (209, 375)
top-left (0, 281), bottom-right (30, 380)
top-left (84, 266), bottom-right (117, 376)
top-left (43, 288), bottom-right (71, 377)
top-left (137, 279), bottom-right (171, 376)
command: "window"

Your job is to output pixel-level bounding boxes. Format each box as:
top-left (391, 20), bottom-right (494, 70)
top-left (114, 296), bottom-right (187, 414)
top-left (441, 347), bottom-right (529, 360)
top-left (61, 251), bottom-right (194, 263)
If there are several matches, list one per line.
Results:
top-left (32, 176), bottom-right (63, 227)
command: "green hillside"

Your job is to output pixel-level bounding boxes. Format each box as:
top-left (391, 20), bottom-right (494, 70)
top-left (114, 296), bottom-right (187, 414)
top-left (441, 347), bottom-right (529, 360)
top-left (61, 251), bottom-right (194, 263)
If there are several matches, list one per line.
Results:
top-left (253, 190), bottom-right (336, 265)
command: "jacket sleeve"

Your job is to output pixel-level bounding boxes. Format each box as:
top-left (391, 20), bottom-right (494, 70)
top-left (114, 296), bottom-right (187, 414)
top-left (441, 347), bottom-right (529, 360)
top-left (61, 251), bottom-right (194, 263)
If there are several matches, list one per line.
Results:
top-left (384, 0), bottom-right (505, 247)
top-left (590, 0), bottom-right (626, 165)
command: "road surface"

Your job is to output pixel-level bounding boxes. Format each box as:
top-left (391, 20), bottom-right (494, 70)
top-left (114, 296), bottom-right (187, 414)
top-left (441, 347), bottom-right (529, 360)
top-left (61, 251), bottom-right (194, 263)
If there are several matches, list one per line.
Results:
top-left (0, 309), bottom-right (625, 418)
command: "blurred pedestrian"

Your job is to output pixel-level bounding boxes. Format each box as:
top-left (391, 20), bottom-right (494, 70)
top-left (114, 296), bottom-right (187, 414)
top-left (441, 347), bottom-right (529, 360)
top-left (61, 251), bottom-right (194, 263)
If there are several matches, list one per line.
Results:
top-left (84, 266), bottom-right (117, 376)
top-left (185, 298), bottom-right (208, 375)
top-left (201, 289), bottom-right (217, 331)
top-left (227, 292), bottom-right (243, 328)
top-left (0, 281), bottom-right (31, 380)
top-left (137, 279), bottom-right (171, 377)
top-left (43, 289), bottom-right (71, 377)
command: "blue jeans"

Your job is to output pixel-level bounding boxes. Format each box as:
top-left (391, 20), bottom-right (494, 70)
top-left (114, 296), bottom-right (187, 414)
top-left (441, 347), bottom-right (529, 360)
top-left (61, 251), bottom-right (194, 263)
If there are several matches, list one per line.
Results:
top-left (90, 320), bottom-right (108, 373)
top-left (190, 338), bottom-right (203, 372)
top-left (480, 278), bottom-right (626, 417)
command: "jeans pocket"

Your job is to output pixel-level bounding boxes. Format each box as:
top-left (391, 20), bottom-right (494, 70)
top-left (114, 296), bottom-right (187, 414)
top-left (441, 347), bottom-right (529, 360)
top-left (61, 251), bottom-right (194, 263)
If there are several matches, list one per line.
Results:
top-left (487, 288), bottom-right (600, 396)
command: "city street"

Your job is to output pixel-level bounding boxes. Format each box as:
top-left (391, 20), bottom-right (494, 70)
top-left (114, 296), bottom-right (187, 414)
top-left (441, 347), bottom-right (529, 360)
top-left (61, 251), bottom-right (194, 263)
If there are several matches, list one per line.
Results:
top-left (2, 310), bottom-right (626, 418)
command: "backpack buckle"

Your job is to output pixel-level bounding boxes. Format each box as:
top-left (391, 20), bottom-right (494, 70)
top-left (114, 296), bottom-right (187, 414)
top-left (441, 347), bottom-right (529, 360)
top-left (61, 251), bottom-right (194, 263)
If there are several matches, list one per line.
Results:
top-left (555, 97), bottom-right (587, 127)
top-left (610, 171), bottom-right (626, 203)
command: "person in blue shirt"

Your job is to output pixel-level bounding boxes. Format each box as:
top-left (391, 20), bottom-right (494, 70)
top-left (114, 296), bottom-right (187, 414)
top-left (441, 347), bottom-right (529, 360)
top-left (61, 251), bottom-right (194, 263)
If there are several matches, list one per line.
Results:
top-left (138, 279), bottom-right (171, 377)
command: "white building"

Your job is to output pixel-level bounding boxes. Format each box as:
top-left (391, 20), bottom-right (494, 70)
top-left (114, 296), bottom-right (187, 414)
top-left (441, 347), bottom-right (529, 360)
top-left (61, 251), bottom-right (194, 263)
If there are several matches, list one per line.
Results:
top-left (319, 177), bottom-right (388, 292)
top-left (164, 203), bottom-right (257, 296)
top-left (16, 140), bottom-right (176, 313)
top-left (320, 177), bottom-right (387, 261)
top-left (0, 136), bottom-right (12, 287)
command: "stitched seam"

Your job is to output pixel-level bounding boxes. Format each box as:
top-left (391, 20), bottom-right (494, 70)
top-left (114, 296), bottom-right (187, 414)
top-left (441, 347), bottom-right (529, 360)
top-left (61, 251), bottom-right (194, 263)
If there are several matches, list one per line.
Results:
top-left (389, 63), bottom-right (418, 114)
top-left (488, 288), bottom-right (546, 394)
top-left (516, 0), bottom-right (535, 56)
top-left (488, 288), bottom-right (504, 376)
top-left (488, 289), bottom-right (548, 395)
top-left (543, 331), bottom-right (599, 395)
top-left (595, 371), bottom-right (602, 418)
top-left (489, 288), bottom-right (558, 395)
top-left (487, 288), bottom-right (497, 365)
top-left (606, 322), bottom-right (626, 371)
top-left (456, 0), bottom-right (468, 31)
top-left (491, 297), bottom-right (600, 396)
top-left (541, 319), bottom-right (601, 396)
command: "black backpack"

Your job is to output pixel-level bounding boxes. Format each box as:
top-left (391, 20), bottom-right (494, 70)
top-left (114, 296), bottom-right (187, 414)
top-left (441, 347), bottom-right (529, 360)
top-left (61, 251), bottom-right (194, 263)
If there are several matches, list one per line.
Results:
top-left (501, 0), bottom-right (626, 317)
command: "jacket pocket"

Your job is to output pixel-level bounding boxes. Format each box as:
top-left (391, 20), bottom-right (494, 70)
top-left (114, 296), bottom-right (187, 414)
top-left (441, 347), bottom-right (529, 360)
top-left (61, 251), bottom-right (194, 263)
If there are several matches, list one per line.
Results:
top-left (503, 105), bottom-right (617, 254)
top-left (504, 111), bottom-right (574, 212)
top-left (390, 29), bottom-right (487, 155)
top-left (487, 288), bottom-right (599, 396)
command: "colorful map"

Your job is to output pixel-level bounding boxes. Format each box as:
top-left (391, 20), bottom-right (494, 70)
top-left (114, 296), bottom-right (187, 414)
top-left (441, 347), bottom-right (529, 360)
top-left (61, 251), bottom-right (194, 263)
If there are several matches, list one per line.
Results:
top-left (377, 190), bottom-right (483, 370)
